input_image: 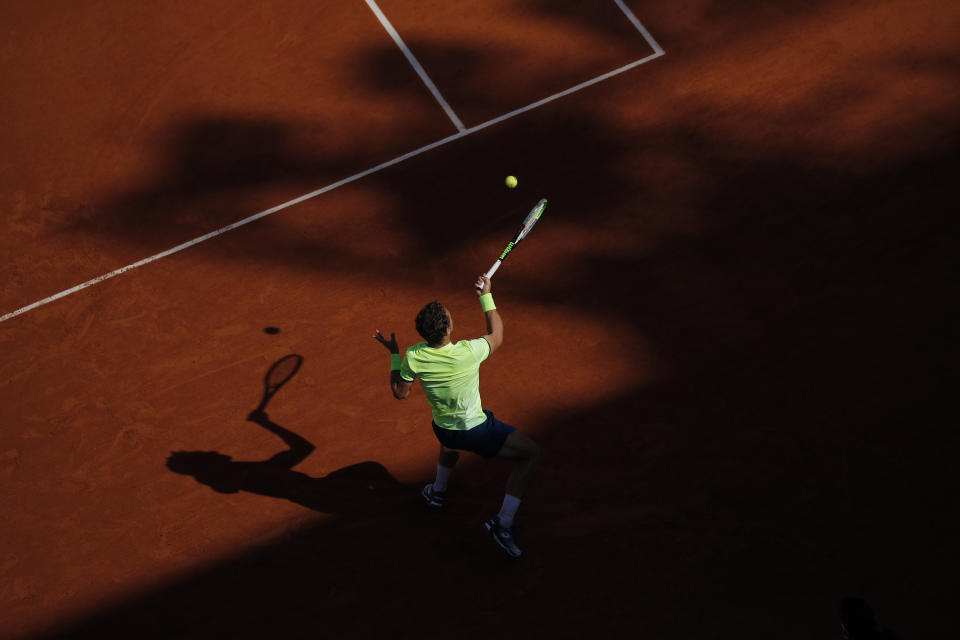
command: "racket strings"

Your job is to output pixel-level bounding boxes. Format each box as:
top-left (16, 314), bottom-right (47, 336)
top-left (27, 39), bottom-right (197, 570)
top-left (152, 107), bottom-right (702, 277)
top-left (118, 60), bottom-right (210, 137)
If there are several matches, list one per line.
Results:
top-left (265, 355), bottom-right (302, 389)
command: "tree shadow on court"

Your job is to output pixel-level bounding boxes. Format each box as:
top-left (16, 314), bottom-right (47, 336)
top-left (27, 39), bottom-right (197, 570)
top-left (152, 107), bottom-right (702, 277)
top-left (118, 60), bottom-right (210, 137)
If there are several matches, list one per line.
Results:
top-left (360, 30), bottom-right (655, 127)
top-left (33, 138), bottom-right (958, 640)
top-left (554, 0), bottom-right (855, 54)
top-left (34, 3), bottom-right (960, 638)
top-left (68, 98), bottom-right (643, 292)
top-left (66, 115), bottom-right (382, 252)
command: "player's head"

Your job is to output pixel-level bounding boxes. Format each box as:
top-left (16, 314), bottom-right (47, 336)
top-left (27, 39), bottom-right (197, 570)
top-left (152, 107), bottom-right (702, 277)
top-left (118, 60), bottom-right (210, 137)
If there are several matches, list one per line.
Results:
top-left (839, 597), bottom-right (876, 639)
top-left (416, 300), bottom-right (452, 345)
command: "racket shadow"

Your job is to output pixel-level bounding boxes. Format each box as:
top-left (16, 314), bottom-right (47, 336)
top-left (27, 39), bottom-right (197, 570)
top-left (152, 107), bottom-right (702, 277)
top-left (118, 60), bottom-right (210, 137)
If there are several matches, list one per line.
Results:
top-left (166, 355), bottom-right (406, 516)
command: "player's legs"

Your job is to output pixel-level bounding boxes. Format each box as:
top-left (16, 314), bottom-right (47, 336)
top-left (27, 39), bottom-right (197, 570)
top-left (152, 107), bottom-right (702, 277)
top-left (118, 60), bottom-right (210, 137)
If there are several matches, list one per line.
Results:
top-left (423, 444), bottom-right (459, 509)
top-left (495, 430), bottom-right (540, 498)
top-left (433, 444), bottom-right (458, 492)
top-left (438, 444), bottom-right (459, 470)
top-left (484, 430), bottom-right (538, 558)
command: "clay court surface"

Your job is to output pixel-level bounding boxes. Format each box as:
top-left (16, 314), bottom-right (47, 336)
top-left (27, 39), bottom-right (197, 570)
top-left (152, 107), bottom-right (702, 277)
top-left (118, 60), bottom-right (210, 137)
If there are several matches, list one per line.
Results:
top-left (1, 1), bottom-right (957, 637)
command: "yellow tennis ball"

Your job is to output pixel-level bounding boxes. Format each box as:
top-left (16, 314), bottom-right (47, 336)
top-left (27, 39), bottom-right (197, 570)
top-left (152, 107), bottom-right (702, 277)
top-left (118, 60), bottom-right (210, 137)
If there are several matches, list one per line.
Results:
top-left (505, 175), bottom-right (518, 188)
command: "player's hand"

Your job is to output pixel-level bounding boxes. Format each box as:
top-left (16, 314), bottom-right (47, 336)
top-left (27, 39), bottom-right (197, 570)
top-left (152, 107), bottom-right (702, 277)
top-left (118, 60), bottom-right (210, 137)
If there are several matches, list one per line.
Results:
top-left (247, 409), bottom-right (268, 423)
top-left (475, 275), bottom-right (492, 295)
top-left (373, 330), bottom-right (400, 354)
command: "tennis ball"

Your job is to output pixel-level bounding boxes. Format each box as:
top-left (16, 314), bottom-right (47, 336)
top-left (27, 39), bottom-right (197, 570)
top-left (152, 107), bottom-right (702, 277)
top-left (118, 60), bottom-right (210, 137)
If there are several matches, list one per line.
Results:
top-left (505, 175), bottom-right (518, 188)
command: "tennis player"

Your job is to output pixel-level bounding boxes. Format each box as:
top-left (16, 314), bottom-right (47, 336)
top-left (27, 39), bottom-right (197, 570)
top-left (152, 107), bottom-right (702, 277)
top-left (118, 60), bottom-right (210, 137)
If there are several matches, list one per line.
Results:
top-left (373, 275), bottom-right (540, 558)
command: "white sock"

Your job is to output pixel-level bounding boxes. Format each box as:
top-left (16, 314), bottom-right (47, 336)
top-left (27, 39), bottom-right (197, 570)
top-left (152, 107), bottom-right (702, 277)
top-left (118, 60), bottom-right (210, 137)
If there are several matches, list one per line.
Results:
top-left (433, 464), bottom-right (453, 493)
top-left (497, 494), bottom-right (522, 529)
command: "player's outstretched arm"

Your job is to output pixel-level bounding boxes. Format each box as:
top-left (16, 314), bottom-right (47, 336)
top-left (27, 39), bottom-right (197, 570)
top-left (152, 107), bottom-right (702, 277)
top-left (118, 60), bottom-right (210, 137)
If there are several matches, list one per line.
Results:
top-left (475, 276), bottom-right (503, 355)
top-left (247, 410), bottom-right (315, 468)
top-left (374, 329), bottom-right (413, 399)
top-left (390, 369), bottom-right (412, 399)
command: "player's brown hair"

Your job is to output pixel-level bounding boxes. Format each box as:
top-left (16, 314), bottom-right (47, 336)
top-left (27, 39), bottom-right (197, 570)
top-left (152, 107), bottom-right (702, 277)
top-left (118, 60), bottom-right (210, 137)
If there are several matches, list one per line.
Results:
top-left (415, 301), bottom-right (450, 346)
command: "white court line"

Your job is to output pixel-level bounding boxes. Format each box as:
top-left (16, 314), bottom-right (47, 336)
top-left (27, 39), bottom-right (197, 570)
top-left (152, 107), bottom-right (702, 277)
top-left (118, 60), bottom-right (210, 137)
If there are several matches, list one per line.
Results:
top-left (615, 0), bottom-right (665, 55)
top-left (0, 130), bottom-right (466, 324)
top-left (0, 8), bottom-right (664, 325)
top-left (465, 50), bottom-right (662, 136)
top-left (365, 0), bottom-right (466, 133)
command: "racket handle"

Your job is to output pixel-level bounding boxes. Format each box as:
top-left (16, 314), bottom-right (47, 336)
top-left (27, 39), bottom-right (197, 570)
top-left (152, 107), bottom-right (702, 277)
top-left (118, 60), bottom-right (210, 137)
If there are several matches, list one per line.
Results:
top-left (477, 260), bottom-right (501, 291)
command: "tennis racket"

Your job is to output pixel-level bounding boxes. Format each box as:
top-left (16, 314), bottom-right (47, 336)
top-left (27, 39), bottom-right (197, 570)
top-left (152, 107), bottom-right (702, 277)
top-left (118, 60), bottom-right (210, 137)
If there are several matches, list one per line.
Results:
top-left (482, 198), bottom-right (547, 283)
top-left (254, 354), bottom-right (303, 412)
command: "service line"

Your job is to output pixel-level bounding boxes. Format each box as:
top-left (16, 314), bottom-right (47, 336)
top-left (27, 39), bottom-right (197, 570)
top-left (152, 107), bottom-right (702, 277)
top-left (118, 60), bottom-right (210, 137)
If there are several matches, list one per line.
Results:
top-left (615, 0), bottom-right (665, 55)
top-left (365, 0), bottom-right (466, 133)
top-left (0, 6), bottom-right (664, 325)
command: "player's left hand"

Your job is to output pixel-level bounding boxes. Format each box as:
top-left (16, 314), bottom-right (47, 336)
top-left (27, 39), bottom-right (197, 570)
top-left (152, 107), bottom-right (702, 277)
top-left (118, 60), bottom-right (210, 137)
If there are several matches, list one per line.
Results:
top-left (373, 329), bottom-right (400, 354)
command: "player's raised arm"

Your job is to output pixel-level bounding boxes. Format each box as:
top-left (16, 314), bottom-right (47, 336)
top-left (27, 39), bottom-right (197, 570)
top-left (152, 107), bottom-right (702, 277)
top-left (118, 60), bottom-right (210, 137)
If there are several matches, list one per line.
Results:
top-left (374, 330), bottom-right (412, 399)
top-left (475, 276), bottom-right (502, 355)
top-left (246, 410), bottom-right (315, 468)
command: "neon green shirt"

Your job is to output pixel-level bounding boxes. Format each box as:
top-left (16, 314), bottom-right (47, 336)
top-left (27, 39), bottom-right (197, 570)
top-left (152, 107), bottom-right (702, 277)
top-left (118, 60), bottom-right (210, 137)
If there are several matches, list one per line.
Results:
top-left (400, 338), bottom-right (491, 430)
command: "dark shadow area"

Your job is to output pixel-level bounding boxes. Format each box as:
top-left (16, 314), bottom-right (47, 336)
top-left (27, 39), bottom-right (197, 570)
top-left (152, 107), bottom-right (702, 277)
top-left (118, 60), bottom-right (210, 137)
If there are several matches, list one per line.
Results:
top-left (72, 103), bottom-right (642, 287)
top-left (34, 2), bottom-right (960, 638)
top-left (360, 32), bottom-right (655, 127)
top-left (68, 116), bottom-right (372, 251)
top-left (34, 136), bottom-right (958, 638)
top-left (530, 0), bottom-right (669, 43)
top-left (34, 374), bottom-right (955, 638)
top-left (361, 40), bottom-right (493, 125)
top-left (840, 597), bottom-right (906, 640)
top-left (616, 0), bottom-right (863, 54)
top-left (365, 41), bottom-right (485, 96)
top-left (166, 355), bottom-right (405, 515)
top-left (167, 410), bottom-right (404, 516)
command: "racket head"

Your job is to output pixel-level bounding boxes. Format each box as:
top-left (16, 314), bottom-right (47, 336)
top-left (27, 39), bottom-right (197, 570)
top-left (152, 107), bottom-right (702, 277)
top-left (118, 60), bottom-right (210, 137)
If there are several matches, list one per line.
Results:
top-left (264, 354), bottom-right (303, 390)
top-left (515, 198), bottom-right (547, 243)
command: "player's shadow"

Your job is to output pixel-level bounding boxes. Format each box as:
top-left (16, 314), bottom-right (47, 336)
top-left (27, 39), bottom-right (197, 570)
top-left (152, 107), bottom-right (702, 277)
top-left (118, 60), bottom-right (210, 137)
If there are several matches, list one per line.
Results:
top-left (166, 357), bottom-right (404, 515)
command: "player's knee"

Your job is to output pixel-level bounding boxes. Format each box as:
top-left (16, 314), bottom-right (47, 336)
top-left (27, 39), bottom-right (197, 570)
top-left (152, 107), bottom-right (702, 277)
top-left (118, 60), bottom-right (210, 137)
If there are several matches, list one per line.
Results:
top-left (523, 439), bottom-right (541, 463)
top-left (500, 431), bottom-right (540, 462)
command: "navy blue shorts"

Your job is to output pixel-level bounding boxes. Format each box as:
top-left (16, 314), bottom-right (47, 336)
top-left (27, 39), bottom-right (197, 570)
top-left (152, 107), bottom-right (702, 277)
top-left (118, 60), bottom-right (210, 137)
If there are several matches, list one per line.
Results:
top-left (432, 409), bottom-right (516, 459)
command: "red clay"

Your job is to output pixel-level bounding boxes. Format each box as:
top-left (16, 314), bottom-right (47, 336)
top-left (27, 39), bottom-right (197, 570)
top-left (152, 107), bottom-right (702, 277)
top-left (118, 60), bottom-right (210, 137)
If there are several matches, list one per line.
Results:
top-left (2, 1), bottom-right (958, 638)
